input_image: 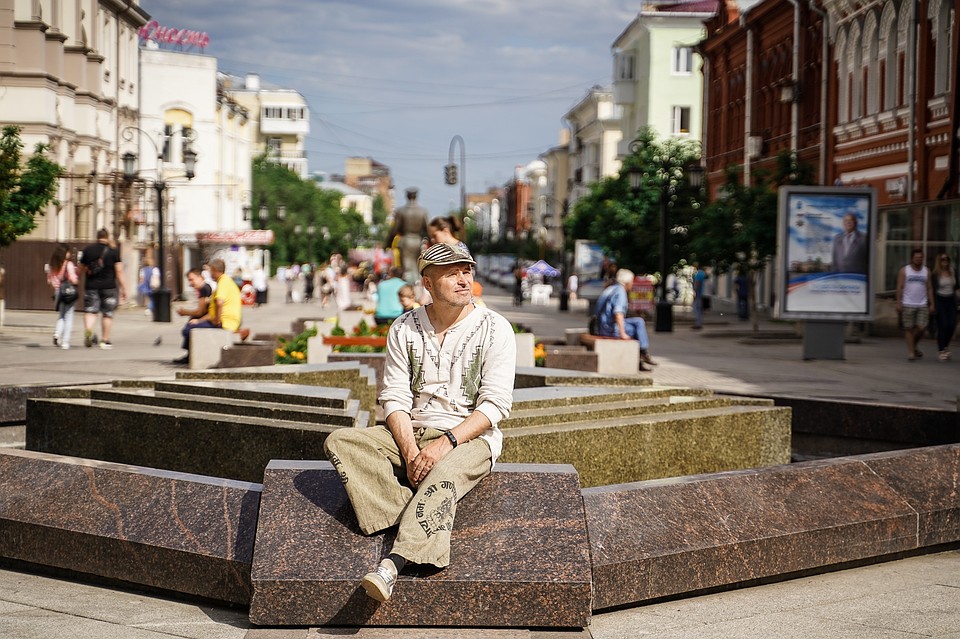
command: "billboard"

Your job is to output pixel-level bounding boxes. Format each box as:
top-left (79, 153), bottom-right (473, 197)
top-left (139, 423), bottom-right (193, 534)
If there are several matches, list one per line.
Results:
top-left (776, 185), bottom-right (876, 321)
top-left (573, 240), bottom-right (604, 279)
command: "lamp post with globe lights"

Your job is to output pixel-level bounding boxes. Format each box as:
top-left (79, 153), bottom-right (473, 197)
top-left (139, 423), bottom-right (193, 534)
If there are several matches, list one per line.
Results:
top-left (121, 126), bottom-right (197, 323)
top-left (625, 157), bottom-right (704, 332)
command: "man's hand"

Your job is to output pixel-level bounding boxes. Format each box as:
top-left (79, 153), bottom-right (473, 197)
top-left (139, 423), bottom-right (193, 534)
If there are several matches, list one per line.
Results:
top-left (407, 437), bottom-right (453, 487)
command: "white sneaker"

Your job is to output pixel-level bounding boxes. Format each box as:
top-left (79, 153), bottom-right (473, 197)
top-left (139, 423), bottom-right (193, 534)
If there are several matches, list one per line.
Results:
top-left (61, 344), bottom-right (70, 350)
top-left (361, 558), bottom-right (397, 602)
top-left (99, 341), bottom-right (113, 350)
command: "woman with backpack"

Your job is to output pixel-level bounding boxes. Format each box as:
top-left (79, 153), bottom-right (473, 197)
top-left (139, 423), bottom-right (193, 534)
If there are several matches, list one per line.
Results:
top-left (47, 243), bottom-right (78, 349)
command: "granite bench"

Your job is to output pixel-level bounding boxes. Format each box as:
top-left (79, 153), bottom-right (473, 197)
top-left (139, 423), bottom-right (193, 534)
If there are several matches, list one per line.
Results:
top-left (577, 334), bottom-right (640, 375)
top-left (188, 327), bottom-right (252, 369)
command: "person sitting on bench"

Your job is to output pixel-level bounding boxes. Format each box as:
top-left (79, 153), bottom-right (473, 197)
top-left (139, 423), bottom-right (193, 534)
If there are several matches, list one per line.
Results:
top-left (172, 259), bottom-right (242, 365)
top-left (594, 268), bottom-right (657, 371)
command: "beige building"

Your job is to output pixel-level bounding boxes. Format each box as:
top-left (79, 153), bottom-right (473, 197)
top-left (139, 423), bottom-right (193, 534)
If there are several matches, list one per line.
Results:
top-left (221, 73), bottom-right (309, 179)
top-left (342, 156), bottom-right (393, 214)
top-left (0, 0), bottom-right (149, 243)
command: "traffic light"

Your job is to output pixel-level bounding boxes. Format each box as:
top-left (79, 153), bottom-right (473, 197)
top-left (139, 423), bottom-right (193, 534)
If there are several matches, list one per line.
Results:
top-left (444, 163), bottom-right (458, 185)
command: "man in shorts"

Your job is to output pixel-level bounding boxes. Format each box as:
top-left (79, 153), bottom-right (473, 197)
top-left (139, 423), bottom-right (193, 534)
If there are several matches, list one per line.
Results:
top-left (895, 248), bottom-right (935, 361)
top-left (80, 228), bottom-right (128, 349)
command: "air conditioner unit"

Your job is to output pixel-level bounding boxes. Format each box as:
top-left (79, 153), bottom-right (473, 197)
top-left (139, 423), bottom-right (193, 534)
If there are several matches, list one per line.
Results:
top-left (747, 135), bottom-right (763, 159)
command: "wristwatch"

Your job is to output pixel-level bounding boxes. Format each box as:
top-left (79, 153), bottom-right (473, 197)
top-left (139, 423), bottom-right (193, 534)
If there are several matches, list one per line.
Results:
top-left (444, 430), bottom-right (459, 448)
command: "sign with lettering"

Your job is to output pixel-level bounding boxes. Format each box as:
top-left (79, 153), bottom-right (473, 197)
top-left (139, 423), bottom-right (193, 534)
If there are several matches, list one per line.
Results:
top-left (138, 20), bottom-right (210, 51)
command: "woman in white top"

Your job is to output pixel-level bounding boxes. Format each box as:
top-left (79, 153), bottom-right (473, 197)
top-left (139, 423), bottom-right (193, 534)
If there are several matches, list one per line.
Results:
top-left (932, 253), bottom-right (959, 360)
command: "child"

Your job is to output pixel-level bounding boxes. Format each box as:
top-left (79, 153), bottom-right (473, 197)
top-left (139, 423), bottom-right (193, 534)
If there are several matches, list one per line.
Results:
top-left (398, 284), bottom-right (419, 312)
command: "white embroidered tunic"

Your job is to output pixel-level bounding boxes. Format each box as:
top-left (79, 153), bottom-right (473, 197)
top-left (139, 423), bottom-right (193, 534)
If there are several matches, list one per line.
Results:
top-left (379, 304), bottom-right (516, 463)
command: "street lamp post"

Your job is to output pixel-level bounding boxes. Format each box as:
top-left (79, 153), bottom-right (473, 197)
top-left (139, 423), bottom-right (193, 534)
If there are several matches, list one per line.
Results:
top-left (121, 127), bottom-right (197, 323)
top-left (627, 159), bottom-right (704, 333)
top-left (446, 135), bottom-right (466, 214)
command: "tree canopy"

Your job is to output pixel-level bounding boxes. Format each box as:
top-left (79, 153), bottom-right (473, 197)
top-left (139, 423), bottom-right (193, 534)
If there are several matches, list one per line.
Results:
top-left (253, 156), bottom-right (367, 267)
top-left (563, 127), bottom-right (702, 276)
top-left (687, 150), bottom-right (815, 276)
top-left (0, 126), bottom-right (63, 248)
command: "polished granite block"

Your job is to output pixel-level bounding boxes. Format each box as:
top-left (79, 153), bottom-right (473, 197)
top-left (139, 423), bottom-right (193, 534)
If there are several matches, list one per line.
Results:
top-left (510, 385), bottom-right (707, 412)
top-left (514, 368), bottom-right (652, 388)
top-left (86, 388), bottom-right (364, 427)
top-left (500, 405), bottom-right (791, 488)
top-left (328, 353), bottom-right (386, 395)
top-left (219, 342), bottom-right (277, 368)
top-left (0, 448), bottom-right (260, 604)
top-left (25, 398), bottom-right (340, 483)
top-left (502, 395), bottom-right (772, 429)
top-left (861, 444), bottom-right (960, 547)
top-left (583, 457), bottom-right (919, 610)
top-left (175, 362), bottom-right (378, 421)
top-left (152, 380), bottom-right (354, 411)
top-left (0, 384), bottom-right (63, 425)
top-left (543, 348), bottom-right (598, 372)
top-left (770, 396), bottom-right (960, 447)
top-left (249, 461), bottom-right (592, 628)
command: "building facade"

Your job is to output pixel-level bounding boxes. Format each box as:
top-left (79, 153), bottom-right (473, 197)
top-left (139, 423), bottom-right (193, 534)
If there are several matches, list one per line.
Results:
top-left (564, 86), bottom-right (623, 204)
top-left (0, 0), bottom-right (148, 309)
top-left (823, 0), bottom-right (960, 295)
top-left (612, 1), bottom-right (713, 156)
top-left (700, 0), bottom-right (959, 327)
top-left (138, 47), bottom-right (258, 289)
top-left (223, 73), bottom-right (309, 179)
top-left (1, 0), bottom-right (148, 244)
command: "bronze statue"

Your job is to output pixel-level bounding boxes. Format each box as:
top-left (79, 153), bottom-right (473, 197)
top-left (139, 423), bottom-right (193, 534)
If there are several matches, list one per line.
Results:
top-left (387, 187), bottom-right (429, 283)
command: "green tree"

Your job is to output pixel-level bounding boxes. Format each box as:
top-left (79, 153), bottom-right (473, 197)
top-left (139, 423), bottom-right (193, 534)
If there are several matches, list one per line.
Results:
top-left (0, 126), bottom-right (63, 248)
top-left (252, 155), bottom-right (367, 268)
top-left (563, 128), bottom-right (702, 277)
top-left (687, 150), bottom-right (815, 328)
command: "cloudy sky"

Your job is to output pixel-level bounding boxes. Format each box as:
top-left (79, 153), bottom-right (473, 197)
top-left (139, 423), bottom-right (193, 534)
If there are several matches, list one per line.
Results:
top-left (139, 0), bottom-right (640, 216)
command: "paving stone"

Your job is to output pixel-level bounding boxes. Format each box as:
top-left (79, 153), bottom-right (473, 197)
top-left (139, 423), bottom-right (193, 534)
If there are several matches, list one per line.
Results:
top-left (249, 462), bottom-right (592, 628)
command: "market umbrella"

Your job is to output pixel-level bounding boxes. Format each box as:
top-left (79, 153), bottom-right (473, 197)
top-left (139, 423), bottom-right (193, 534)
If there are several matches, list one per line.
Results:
top-left (525, 260), bottom-right (560, 277)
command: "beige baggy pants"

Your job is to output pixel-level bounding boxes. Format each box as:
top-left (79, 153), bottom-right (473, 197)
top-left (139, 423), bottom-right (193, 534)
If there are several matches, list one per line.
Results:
top-left (323, 425), bottom-right (492, 568)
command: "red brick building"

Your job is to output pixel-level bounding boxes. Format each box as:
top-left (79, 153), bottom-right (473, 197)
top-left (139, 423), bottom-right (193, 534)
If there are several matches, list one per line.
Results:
top-left (700, 0), bottom-right (960, 323)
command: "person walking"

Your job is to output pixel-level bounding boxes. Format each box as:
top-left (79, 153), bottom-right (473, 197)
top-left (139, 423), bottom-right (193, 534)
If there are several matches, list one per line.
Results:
top-left (932, 253), bottom-right (959, 361)
top-left (895, 249), bottom-right (935, 361)
top-left (691, 263), bottom-right (707, 330)
top-left (251, 264), bottom-right (268, 307)
top-left (46, 243), bottom-right (78, 349)
top-left (323, 243), bottom-right (516, 603)
top-left (79, 228), bottom-right (127, 349)
top-left (138, 257), bottom-right (158, 317)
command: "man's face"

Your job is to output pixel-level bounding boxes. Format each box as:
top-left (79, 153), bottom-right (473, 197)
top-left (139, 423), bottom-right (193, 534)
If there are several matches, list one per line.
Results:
top-left (912, 252), bottom-right (924, 268)
top-left (843, 215), bottom-right (857, 233)
top-left (187, 272), bottom-right (204, 290)
top-left (423, 263), bottom-right (474, 308)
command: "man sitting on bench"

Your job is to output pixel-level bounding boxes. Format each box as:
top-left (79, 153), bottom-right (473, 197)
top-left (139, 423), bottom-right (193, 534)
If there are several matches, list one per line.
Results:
top-left (323, 243), bottom-right (516, 603)
top-left (595, 268), bottom-right (657, 371)
top-left (172, 258), bottom-right (242, 365)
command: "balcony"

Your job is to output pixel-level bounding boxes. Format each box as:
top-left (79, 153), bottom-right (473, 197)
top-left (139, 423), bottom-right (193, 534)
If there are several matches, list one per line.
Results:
top-left (260, 117), bottom-right (310, 136)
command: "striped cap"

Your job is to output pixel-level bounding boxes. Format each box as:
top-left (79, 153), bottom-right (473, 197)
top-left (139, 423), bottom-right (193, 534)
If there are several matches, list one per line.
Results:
top-left (417, 242), bottom-right (476, 274)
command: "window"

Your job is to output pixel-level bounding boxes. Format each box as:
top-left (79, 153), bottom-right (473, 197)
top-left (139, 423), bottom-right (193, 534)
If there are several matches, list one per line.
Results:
top-left (267, 138), bottom-right (282, 156)
top-left (262, 106), bottom-right (283, 120)
top-left (672, 47), bottom-right (693, 74)
top-left (671, 106), bottom-right (691, 135)
top-left (162, 124), bottom-right (173, 163)
top-left (617, 52), bottom-right (635, 81)
top-left (180, 127), bottom-right (193, 163)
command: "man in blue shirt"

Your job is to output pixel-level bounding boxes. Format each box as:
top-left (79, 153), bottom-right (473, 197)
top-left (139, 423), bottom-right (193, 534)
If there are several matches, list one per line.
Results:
top-left (595, 268), bottom-right (656, 371)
